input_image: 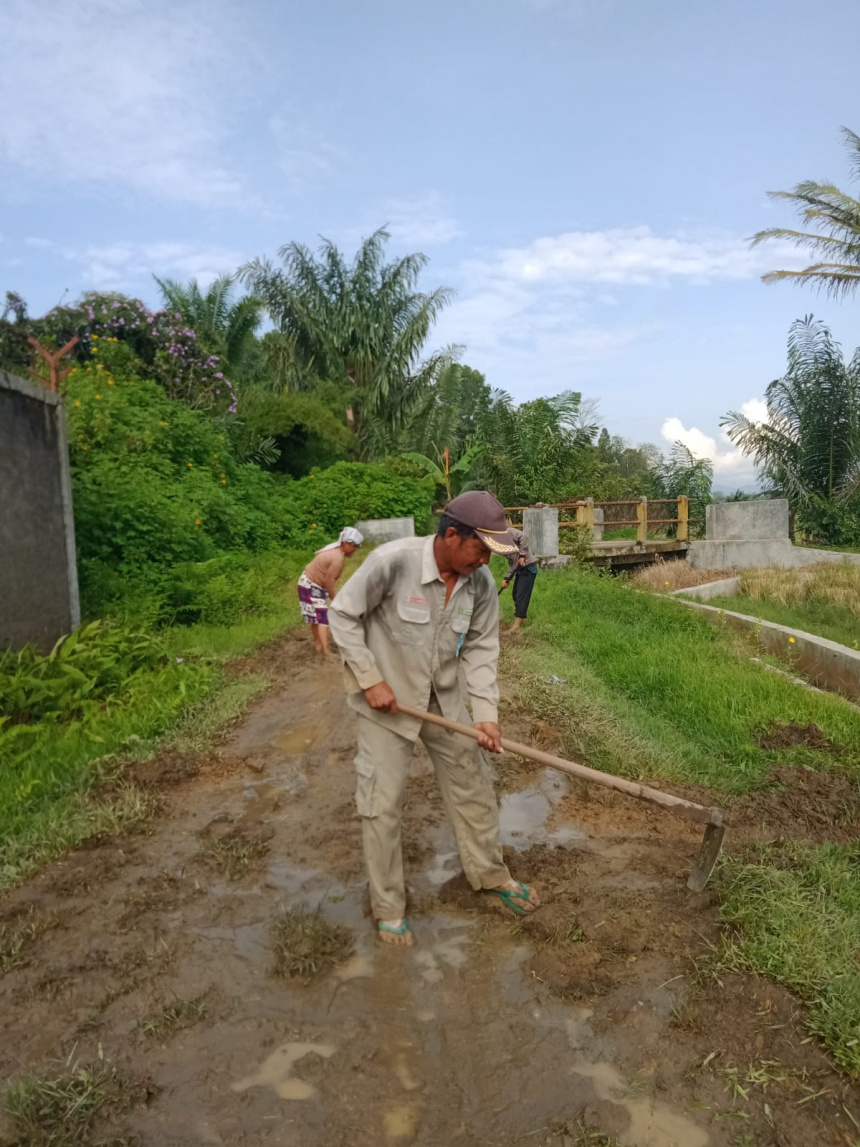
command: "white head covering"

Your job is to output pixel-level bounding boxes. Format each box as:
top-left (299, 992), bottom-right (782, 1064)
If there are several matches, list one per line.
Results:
top-left (316, 526), bottom-right (364, 554)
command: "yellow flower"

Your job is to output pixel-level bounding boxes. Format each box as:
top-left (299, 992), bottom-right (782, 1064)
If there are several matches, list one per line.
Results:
top-left (213, 454), bottom-right (218, 459)
top-left (195, 519), bottom-right (201, 525)
top-left (221, 479), bottom-right (226, 485)
top-left (95, 394), bottom-right (101, 400)
top-left (220, 472), bottom-right (225, 478)
top-left (664, 581), bottom-right (669, 586)
top-left (187, 462), bottom-right (193, 468)
top-left (91, 348), bottom-right (98, 354)
top-left (108, 379), bottom-right (114, 386)
top-left (789, 636), bottom-right (796, 644)
top-left (159, 421), bottom-right (168, 428)
top-left (717, 609), bottom-right (723, 615)
top-left (91, 334), bottom-right (99, 340)
top-left (220, 435), bottom-right (225, 442)
top-left (82, 445), bottom-right (89, 451)
top-left (311, 523), bottom-right (317, 528)
top-left (74, 400), bottom-right (81, 407)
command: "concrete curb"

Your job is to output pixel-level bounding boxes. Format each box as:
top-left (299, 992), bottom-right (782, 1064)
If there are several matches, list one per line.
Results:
top-left (676, 596), bottom-right (860, 703)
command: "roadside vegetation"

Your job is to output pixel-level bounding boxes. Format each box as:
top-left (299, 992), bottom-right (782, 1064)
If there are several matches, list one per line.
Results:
top-left (706, 563), bottom-right (860, 649)
top-left (499, 563), bottom-right (860, 1071)
top-left (499, 564), bottom-right (860, 790)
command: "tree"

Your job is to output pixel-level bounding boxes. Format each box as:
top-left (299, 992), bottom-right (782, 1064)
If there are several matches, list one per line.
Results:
top-left (722, 316), bottom-right (860, 544)
top-left (240, 229), bottom-right (455, 455)
top-left (660, 442), bottom-right (714, 503)
top-left (750, 127), bottom-right (860, 298)
top-left (400, 443), bottom-right (484, 504)
top-left (475, 390), bottom-right (596, 505)
top-left (405, 364), bottom-right (492, 459)
top-left (154, 275), bottom-right (263, 377)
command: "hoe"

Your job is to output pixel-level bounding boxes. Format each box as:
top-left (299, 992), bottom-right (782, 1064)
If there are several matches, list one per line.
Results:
top-left (398, 703), bottom-right (727, 892)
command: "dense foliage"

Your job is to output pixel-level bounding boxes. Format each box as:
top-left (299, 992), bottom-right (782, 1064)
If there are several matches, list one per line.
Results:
top-left (723, 316), bottom-right (860, 545)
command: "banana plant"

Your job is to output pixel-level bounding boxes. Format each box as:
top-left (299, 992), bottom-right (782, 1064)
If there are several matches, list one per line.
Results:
top-left (400, 442), bottom-right (485, 503)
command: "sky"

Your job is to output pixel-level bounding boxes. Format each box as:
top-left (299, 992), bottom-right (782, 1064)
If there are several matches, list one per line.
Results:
top-left (2, 0), bottom-right (859, 488)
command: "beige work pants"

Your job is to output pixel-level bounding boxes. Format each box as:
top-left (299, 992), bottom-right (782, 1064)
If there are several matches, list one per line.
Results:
top-left (354, 698), bottom-right (511, 919)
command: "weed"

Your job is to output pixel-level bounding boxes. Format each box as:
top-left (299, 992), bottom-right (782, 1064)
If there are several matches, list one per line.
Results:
top-left (271, 906), bottom-right (354, 979)
top-left (202, 830), bottom-right (271, 880)
top-left (2, 1060), bottom-right (151, 1145)
top-left (0, 907), bottom-right (60, 973)
top-left (139, 994), bottom-right (208, 1037)
top-left (717, 840), bottom-right (860, 1075)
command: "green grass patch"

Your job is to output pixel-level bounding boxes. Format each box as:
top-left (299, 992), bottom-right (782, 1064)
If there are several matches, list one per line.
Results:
top-left (717, 841), bottom-right (860, 1076)
top-left (3, 1061), bottom-right (149, 1145)
top-left (499, 566), bottom-right (860, 791)
top-left (0, 546), bottom-right (316, 890)
top-left (708, 594), bottom-right (859, 651)
top-left (270, 906), bottom-right (354, 979)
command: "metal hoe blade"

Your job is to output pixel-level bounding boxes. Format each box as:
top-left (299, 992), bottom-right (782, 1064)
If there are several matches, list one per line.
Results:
top-left (687, 821), bottom-right (727, 892)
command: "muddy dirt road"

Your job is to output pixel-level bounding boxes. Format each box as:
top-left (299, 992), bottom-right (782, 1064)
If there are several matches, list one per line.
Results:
top-left (1, 633), bottom-right (858, 1145)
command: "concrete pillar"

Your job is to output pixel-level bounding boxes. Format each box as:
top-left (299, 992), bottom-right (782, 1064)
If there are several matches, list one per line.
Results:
top-left (593, 507), bottom-right (604, 542)
top-left (523, 507), bottom-right (559, 558)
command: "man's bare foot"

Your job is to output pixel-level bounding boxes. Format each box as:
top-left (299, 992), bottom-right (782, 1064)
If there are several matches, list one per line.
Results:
top-left (486, 879), bottom-right (541, 915)
top-left (377, 918), bottom-right (414, 947)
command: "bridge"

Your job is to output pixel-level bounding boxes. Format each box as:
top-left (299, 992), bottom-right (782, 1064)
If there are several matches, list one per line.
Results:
top-left (505, 497), bottom-right (696, 568)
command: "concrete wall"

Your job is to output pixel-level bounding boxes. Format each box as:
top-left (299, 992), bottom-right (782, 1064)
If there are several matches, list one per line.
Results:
top-left (689, 497), bottom-right (860, 569)
top-left (523, 507), bottom-right (559, 558)
top-left (705, 499), bottom-right (789, 541)
top-left (673, 576), bottom-right (741, 602)
top-left (355, 517), bottom-right (415, 543)
top-left (0, 370), bottom-right (80, 651)
top-left (689, 539), bottom-right (860, 570)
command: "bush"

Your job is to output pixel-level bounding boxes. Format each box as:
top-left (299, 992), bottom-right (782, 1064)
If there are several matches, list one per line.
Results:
top-left (795, 495), bottom-right (860, 548)
top-left (292, 461), bottom-right (435, 542)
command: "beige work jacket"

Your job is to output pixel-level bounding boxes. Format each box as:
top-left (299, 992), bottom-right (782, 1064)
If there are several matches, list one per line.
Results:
top-left (328, 535), bottom-right (500, 741)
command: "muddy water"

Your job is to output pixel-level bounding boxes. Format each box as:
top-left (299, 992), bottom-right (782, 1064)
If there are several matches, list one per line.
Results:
top-left (1, 636), bottom-right (853, 1146)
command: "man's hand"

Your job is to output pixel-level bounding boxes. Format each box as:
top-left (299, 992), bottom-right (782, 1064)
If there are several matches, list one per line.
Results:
top-left (474, 721), bottom-right (503, 753)
top-left (365, 681), bottom-right (398, 713)
top-left (518, 555), bottom-right (526, 567)
top-left (501, 579), bottom-right (510, 590)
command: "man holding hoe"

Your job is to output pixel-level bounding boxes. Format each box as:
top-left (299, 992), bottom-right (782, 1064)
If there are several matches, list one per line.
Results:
top-left (329, 492), bottom-right (540, 946)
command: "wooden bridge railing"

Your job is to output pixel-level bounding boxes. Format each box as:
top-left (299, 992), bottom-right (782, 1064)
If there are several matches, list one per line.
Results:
top-left (505, 497), bottom-right (695, 543)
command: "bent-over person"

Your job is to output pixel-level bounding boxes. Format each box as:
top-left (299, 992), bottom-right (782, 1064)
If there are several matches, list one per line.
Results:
top-left (328, 491), bottom-right (541, 947)
top-left (298, 526), bottom-right (364, 655)
top-left (501, 526), bottom-right (538, 634)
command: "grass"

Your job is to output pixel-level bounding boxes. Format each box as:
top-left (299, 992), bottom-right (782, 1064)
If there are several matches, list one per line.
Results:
top-left (139, 993), bottom-right (208, 1037)
top-left (717, 840), bottom-right (860, 1077)
top-left (270, 906), bottom-right (354, 979)
top-left (632, 559), bottom-right (736, 594)
top-left (704, 563), bottom-right (860, 650)
top-left (0, 907), bottom-right (60, 972)
top-left (2, 1061), bottom-right (148, 1146)
top-left (0, 546), bottom-right (313, 891)
top-left (499, 565), bottom-right (860, 791)
top-left (202, 829), bottom-right (272, 880)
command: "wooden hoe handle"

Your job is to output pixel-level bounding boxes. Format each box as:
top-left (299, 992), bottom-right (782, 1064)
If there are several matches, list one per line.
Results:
top-left (397, 703), bottom-right (725, 830)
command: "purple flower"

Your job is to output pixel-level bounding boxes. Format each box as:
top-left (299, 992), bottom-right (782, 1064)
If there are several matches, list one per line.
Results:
top-left (215, 388), bottom-right (221, 395)
top-left (215, 372), bottom-right (223, 379)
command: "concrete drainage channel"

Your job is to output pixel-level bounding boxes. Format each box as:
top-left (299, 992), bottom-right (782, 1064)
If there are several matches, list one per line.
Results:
top-left (672, 579), bottom-right (860, 704)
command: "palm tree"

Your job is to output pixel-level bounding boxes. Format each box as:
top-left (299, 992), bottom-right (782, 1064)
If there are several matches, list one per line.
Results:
top-left (722, 316), bottom-right (860, 518)
top-left (154, 275), bottom-right (263, 375)
top-left (240, 229), bottom-right (455, 454)
top-left (475, 390), bottom-right (594, 505)
top-left (750, 127), bottom-right (860, 298)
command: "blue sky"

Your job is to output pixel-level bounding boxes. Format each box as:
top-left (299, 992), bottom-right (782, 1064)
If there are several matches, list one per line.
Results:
top-left (3, 0), bottom-right (859, 487)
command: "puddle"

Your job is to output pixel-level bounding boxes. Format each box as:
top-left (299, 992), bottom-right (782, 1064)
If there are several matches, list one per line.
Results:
top-left (500, 768), bottom-right (585, 849)
top-left (383, 1100), bottom-right (422, 1142)
top-left (572, 1059), bottom-right (709, 1147)
top-left (232, 1041), bottom-right (336, 1101)
top-left (278, 725), bottom-right (319, 755)
top-left (190, 922), bottom-right (268, 962)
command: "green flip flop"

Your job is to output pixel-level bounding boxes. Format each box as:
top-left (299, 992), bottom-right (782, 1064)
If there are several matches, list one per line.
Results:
top-left (485, 882), bottom-right (536, 917)
top-left (378, 920), bottom-right (413, 939)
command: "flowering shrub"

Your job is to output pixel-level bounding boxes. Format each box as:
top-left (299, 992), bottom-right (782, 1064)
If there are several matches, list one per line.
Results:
top-left (41, 292), bottom-right (237, 413)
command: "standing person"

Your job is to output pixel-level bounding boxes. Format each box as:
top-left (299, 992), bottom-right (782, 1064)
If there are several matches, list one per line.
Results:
top-left (298, 527), bottom-right (364, 655)
top-left (501, 525), bottom-right (538, 634)
top-left (328, 492), bottom-right (541, 947)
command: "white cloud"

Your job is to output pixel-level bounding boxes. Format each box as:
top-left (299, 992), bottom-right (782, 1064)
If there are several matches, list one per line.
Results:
top-left (380, 195), bottom-right (462, 246)
top-left (660, 400), bottom-right (767, 481)
top-left (27, 237), bottom-right (246, 293)
top-left (474, 226), bottom-right (800, 288)
top-left (0, 0), bottom-right (247, 207)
